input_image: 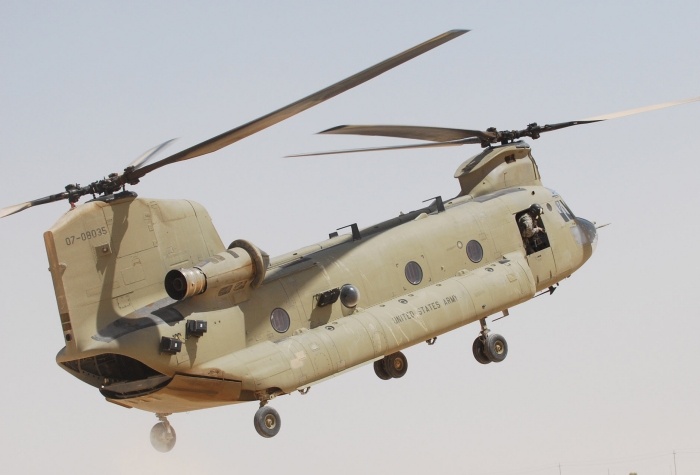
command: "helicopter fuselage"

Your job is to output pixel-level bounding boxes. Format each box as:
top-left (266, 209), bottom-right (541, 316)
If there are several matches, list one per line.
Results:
top-left (48, 143), bottom-right (596, 414)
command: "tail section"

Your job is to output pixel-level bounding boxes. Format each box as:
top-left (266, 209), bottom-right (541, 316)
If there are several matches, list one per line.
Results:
top-left (44, 194), bottom-right (225, 355)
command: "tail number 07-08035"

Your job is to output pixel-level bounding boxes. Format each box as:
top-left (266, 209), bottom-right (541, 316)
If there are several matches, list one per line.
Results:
top-left (65, 227), bottom-right (109, 246)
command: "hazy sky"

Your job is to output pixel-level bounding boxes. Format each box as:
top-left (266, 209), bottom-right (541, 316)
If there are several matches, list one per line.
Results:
top-left (1, 1), bottom-right (699, 474)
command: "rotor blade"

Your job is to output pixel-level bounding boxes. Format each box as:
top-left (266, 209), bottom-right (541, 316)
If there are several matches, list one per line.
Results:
top-left (319, 124), bottom-right (495, 142)
top-left (537, 96), bottom-right (700, 135)
top-left (0, 192), bottom-right (69, 218)
top-left (582, 96), bottom-right (700, 121)
top-left (127, 138), bottom-right (177, 170)
top-left (286, 138), bottom-right (480, 157)
top-left (127, 29), bottom-right (469, 181)
top-left (0, 202), bottom-right (32, 218)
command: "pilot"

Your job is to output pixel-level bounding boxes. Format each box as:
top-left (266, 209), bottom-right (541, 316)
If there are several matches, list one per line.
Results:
top-left (518, 204), bottom-right (545, 253)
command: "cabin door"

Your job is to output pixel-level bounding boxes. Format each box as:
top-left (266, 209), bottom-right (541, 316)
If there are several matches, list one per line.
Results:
top-left (526, 248), bottom-right (557, 289)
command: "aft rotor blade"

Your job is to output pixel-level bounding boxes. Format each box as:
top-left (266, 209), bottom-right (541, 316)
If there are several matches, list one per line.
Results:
top-left (320, 124), bottom-right (495, 142)
top-left (127, 138), bottom-right (178, 170)
top-left (0, 202), bottom-right (33, 218)
top-left (127, 29), bottom-right (469, 181)
top-left (0, 192), bottom-right (69, 218)
top-left (286, 138), bottom-right (481, 157)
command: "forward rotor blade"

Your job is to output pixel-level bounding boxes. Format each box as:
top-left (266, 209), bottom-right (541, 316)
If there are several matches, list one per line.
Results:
top-left (127, 138), bottom-right (178, 170)
top-left (286, 138), bottom-right (480, 157)
top-left (582, 96), bottom-right (700, 121)
top-left (127, 29), bottom-right (469, 181)
top-left (319, 124), bottom-right (495, 142)
top-left (0, 192), bottom-right (69, 218)
top-left (537, 96), bottom-right (700, 135)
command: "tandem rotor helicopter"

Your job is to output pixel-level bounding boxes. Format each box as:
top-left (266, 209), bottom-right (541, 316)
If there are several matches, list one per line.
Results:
top-left (2, 30), bottom-right (699, 452)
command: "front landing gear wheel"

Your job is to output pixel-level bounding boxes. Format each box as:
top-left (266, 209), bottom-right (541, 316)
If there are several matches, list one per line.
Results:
top-left (254, 405), bottom-right (281, 438)
top-left (472, 337), bottom-right (491, 364)
top-left (484, 333), bottom-right (508, 363)
top-left (383, 351), bottom-right (408, 378)
top-left (374, 359), bottom-right (392, 380)
top-left (150, 421), bottom-right (176, 453)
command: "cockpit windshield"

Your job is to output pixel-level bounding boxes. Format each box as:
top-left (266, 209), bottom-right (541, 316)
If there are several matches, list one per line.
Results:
top-left (546, 188), bottom-right (576, 221)
top-left (555, 200), bottom-right (575, 222)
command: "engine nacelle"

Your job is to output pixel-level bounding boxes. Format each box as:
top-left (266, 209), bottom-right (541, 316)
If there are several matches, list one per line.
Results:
top-left (164, 239), bottom-right (268, 301)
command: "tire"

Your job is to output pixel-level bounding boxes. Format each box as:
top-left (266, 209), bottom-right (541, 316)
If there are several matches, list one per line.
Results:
top-left (374, 359), bottom-right (392, 380)
top-left (150, 422), bottom-right (176, 453)
top-left (383, 352), bottom-right (408, 378)
top-left (484, 333), bottom-right (508, 363)
top-left (472, 336), bottom-right (491, 365)
top-left (254, 406), bottom-right (281, 438)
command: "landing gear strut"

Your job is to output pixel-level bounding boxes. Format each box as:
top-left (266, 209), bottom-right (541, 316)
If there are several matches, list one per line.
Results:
top-left (373, 351), bottom-right (408, 379)
top-left (150, 413), bottom-right (176, 453)
top-left (472, 318), bottom-right (508, 364)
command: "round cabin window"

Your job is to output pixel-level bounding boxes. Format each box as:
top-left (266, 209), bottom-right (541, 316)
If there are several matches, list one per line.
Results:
top-left (404, 261), bottom-right (423, 285)
top-left (466, 240), bottom-right (483, 263)
top-left (270, 308), bottom-right (290, 333)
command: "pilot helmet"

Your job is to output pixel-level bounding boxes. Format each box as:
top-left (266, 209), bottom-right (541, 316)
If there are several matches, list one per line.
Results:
top-left (529, 204), bottom-right (543, 217)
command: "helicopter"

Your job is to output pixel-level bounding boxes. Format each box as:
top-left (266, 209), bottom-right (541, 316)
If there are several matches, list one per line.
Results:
top-left (1, 29), bottom-right (698, 453)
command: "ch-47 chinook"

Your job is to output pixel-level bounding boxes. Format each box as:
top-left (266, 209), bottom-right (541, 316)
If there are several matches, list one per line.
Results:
top-left (2, 29), bottom-right (698, 453)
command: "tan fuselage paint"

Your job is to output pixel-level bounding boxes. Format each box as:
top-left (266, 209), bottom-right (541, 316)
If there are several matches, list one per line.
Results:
top-left (48, 146), bottom-right (596, 413)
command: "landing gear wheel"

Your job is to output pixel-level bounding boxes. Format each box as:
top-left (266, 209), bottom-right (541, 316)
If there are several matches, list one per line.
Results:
top-left (150, 421), bottom-right (176, 453)
top-left (254, 405), bottom-right (281, 438)
top-left (374, 359), bottom-right (392, 380)
top-left (383, 352), bottom-right (408, 378)
top-left (472, 337), bottom-right (491, 364)
top-left (484, 333), bottom-right (508, 363)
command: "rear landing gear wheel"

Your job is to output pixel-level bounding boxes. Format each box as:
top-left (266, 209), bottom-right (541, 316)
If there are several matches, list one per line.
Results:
top-left (374, 359), bottom-right (392, 380)
top-left (484, 333), bottom-right (508, 363)
top-left (150, 420), bottom-right (176, 453)
top-left (383, 351), bottom-right (408, 378)
top-left (472, 337), bottom-right (491, 365)
top-left (254, 405), bottom-right (281, 438)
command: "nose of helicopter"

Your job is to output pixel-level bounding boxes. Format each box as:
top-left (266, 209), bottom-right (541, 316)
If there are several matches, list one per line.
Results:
top-left (576, 217), bottom-right (598, 255)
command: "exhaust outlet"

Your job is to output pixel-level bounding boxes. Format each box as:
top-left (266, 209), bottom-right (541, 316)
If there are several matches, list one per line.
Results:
top-left (163, 239), bottom-right (268, 301)
top-left (164, 267), bottom-right (206, 300)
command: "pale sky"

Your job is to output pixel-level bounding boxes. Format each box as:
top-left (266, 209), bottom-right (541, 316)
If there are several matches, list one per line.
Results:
top-left (1, 1), bottom-right (699, 474)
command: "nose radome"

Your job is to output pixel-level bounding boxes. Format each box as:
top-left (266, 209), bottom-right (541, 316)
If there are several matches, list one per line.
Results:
top-left (578, 218), bottom-right (598, 254)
